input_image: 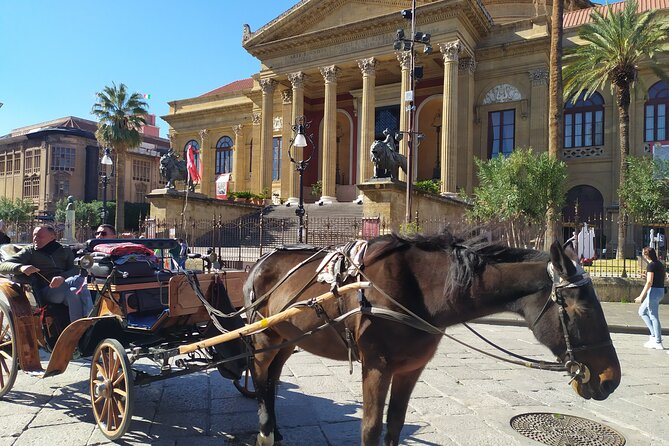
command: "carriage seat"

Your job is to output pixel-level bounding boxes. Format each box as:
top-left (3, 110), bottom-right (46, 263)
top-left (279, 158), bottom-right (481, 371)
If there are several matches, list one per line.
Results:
top-left (0, 243), bottom-right (25, 262)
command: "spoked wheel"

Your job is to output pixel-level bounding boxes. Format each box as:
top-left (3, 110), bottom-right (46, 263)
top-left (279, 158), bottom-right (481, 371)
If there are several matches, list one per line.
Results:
top-left (232, 366), bottom-right (256, 398)
top-left (90, 338), bottom-right (134, 440)
top-left (0, 300), bottom-right (18, 398)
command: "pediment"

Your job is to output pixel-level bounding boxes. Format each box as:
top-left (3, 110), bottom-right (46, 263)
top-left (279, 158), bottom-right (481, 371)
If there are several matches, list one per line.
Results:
top-left (243, 0), bottom-right (417, 47)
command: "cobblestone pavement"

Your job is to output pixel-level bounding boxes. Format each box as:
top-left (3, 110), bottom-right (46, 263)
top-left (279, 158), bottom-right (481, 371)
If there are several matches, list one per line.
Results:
top-left (1, 320), bottom-right (668, 446)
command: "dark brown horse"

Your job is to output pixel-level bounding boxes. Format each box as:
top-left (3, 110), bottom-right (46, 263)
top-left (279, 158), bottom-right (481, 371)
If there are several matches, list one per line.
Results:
top-left (243, 233), bottom-right (621, 446)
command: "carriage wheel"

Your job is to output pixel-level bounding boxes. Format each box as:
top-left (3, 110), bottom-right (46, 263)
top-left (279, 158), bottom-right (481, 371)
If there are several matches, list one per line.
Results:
top-left (0, 300), bottom-right (18, 398)
top-left (90, 338), bottom-right (134, 440)
top-left (232, 366), bottom-right (257, 399)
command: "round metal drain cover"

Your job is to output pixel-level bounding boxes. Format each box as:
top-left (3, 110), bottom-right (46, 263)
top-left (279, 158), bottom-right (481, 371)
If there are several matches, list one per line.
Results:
top-left (510, 413), bottom-right (625, 446)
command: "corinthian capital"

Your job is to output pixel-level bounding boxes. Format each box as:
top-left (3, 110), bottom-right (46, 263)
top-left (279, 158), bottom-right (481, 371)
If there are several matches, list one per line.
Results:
top-left (528, 67), bottom-right (549, 86)
top-left (259, 78), bottom-right (278, 94)
top-left (395, 51), bottom-right (412, 69)
top-left (439, 40), bottom-right (461, 62)
top-left (232, 125), bottom-right (242, 137)
top-left (319, 65), bottom-right (341, 83)
top-left (357, 57), bottom-right (377, 76)
top-left (252, 112), bottom-right (261, 125)
top-left (288, 72), bottom-right (305, 89)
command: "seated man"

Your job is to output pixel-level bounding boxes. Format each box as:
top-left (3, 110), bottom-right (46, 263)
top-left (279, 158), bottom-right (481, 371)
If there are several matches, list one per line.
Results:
top-left (0, 225), bottom-right (93, 322)
top-left (95, 224), bottom-right (116, 239)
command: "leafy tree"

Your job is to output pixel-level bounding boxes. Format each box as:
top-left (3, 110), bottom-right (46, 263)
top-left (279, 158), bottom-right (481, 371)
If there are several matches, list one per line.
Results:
top-left (0, 197), bottom-right (34, 223)
top-left (563, 0), bottom-right (669, 258)
top-left (619, 155), bottom-right (669, 224)
top-left (91, 82), bottom-right (148, 232)
top-left (469, 149), bottom-right (567, 248)
top-left (54, 199), bottom-right (116, 229)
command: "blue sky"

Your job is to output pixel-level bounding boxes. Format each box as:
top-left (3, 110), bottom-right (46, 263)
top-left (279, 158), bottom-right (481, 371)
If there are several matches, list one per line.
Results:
top-left (0, 0), bottom-right (297, 137)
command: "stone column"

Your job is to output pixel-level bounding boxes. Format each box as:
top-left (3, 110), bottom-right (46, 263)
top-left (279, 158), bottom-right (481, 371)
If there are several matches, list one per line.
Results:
top-left (439, 40), bottom-right (461, 194)
top-left (232, 124), bottom-right (243, 191)
top-left (459, 56), bottom-right (476, 193)
top-left (260, 78), bottom-right (278, 194)
top-left (280, 89), bottom-right (293, 200)
top-left (319, 65), bottom-right (340, 204)
top-left (251, 110), bottom-right (262, 192)
top-left (287, 72), bottom-right (305, 205)
top-left (357, 57), bottom-right (376, 185)
top-left (199, 129), bottom-right (211, 196)
top-left (396, 51), bottom-right (412, 182)
top-left (529, 67), bottom-right (549, 151)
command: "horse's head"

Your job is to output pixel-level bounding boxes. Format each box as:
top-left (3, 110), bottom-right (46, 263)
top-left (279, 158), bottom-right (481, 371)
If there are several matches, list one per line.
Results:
top-left (530, 241), bottom-right (621, 400)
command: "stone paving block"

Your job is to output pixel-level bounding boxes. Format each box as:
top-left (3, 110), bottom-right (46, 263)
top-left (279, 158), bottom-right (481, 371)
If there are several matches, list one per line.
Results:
top-left (13, 422), bottom-right (95, 446)
top-left (288, 375), bottom-right (353, 395)
top-left (0, 413), bottom-right (35, 438)
top-left (0, 438), bottom-right (16, 446)
top-left (158, 378), bottom-right (210, 413)
top-left (285, 362), bottom-right (333, 378)
top-left (210, 396), bottom-right (257, 415)
top-left (272, 426), bottom-right (328, 446)
top-left (150, 409), bottom-right (208, 438)
top-left (320, 420), bottom-right (360, 444)
top-left (209, 410), bottom-right (259, 437)
top-left (408, 394), bottom-right (472, 416)
top-left (307, 392), bottom-right (362, 423)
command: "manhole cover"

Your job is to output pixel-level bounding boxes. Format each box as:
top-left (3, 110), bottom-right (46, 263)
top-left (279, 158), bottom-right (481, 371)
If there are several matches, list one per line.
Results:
top-left (510, 413), bottom-right (626, 446)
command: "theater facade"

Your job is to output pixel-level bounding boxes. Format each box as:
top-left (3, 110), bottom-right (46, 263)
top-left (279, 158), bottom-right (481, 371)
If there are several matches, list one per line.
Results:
top-left (163, 0), bottom-right (669, 249)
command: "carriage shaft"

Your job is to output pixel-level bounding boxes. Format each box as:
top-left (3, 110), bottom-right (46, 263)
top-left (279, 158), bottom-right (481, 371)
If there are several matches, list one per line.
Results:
top-left (177, 282), bottom-right (370, 355)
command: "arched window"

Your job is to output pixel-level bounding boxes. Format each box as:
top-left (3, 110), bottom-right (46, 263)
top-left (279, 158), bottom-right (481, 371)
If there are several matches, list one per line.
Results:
top-left (564, 91), bottom-right (604, 148)
top-left (183, 140), bottom-right (200, 171)
top-left (215, 136), bottom-right (233, 174)
top-left (645, 80), bottom-right (669, 142)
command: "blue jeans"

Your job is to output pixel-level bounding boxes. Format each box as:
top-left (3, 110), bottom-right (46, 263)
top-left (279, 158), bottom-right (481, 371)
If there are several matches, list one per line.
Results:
top-left (39, 275), bottom-right (93, 322)
top-left (639, 287), bottom-right (664, 343)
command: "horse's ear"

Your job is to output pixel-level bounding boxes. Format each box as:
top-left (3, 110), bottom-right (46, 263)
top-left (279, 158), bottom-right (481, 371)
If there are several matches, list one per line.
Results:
top-left (550, 240), bottom-right (578, 278)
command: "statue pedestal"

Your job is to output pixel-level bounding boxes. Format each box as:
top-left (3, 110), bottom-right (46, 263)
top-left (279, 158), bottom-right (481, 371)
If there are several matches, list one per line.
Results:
top-left (147, 188), bottom-right (260, 222)
top-left (357, 179), bottom-right (470, 233)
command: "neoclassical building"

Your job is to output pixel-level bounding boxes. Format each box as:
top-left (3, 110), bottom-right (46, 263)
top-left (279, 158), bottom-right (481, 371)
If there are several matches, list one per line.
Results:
top-left (163, 0), bottom-right (669, 248)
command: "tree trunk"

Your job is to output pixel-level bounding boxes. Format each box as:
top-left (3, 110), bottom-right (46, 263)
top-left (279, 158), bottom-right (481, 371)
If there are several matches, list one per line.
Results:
top-left (616, 85), bottom-right (631, 260)
top-left (115, 149), bottom-right (126, 232)
top-left (545, 0), bottom-right (565, 251)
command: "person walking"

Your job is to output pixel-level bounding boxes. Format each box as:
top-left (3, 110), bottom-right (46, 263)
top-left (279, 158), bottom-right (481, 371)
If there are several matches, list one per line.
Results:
top-left (178, 238), bottom-right (188, 269)
top-left (635, 246), bottom-right (666, 351)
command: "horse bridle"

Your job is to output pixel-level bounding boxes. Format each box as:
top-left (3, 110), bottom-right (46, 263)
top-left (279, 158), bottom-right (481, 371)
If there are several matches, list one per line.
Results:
top-left (540, 263), bottom-right (614, 384)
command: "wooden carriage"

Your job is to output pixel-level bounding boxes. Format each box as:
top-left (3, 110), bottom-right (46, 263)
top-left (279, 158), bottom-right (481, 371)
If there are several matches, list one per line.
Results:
top-left (0, 238), bottom-right (249, 440)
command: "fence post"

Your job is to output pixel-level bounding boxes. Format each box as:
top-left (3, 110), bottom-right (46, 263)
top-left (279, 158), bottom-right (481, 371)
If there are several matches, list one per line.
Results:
top-left (259, 209), bottom-right (264, 257)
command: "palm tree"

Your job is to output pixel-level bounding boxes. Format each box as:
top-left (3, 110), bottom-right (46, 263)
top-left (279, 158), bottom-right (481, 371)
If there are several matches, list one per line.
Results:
top-left (92, 82), bottom-right (148, 232)
top-left (563, 0), bottom-right (669, 260)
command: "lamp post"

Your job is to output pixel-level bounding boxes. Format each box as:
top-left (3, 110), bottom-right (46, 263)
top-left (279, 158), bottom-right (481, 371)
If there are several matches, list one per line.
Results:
top-left (393, 0), bottom-right (431, 223)
top-left (287, 116), bottom-right (314, 243)
top-left (100, 148), bottom-right (114, 224)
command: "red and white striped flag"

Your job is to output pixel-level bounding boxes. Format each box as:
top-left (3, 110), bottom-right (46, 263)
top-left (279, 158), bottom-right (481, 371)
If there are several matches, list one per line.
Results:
top-left (186, 144), bottom-right (201, 183)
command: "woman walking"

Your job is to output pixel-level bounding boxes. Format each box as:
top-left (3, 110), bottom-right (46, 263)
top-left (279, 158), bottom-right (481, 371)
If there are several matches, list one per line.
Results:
top-left (635, 247), bottom-right (666, 351)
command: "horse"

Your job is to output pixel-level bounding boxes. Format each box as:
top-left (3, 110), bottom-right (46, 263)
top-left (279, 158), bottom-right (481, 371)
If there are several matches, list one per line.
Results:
top-left (370, 139), bottom-right (407, 180)
top-left (243, 232), bottom-right (621, 446)
top-left (159, 151), bottom-right (194, 191)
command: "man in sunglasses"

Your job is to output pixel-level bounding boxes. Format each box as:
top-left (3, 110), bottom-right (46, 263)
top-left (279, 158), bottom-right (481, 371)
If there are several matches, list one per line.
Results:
top-left (95, 224), bottom-right (116, 239)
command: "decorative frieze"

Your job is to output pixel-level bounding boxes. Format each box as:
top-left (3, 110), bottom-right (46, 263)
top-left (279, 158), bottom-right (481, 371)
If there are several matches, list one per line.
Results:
top-left (273, 116), bottom-right (283, 131)
top-left (252, 112), bottom-right (261, 125)
top-left (529, 68), bottom-right (549, 87)
top-left (562, 147), bottom-right (604, 159)
top-left (281, 89), bottom-right (293, 104)
top-left (357, 57), bottom-right (377, 76)
top-left (482, 84), bottom-right (523, 104)
top-left (439, 40), bottom-right (461, 62)
top-left (259, 78), bottom-right (278, 94)
top-left (319, 65), bottom-right (341, 83)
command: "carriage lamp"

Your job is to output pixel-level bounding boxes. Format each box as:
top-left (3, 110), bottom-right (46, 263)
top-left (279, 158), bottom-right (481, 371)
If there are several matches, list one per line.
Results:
top-left (75, 254), bottom-right (95, 271)
top-left (287, 116), bottom-right (315, 243)
top-left (100, 148), bottom-right (114, 225)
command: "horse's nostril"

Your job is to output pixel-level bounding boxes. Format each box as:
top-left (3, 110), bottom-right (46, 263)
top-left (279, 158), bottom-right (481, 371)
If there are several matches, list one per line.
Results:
top-left (601, 378), bottom-right (619, 395)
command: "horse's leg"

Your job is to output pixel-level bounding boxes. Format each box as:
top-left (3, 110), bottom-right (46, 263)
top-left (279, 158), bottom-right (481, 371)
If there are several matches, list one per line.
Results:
top-left (384, 366), bottom-right (425, 446)
top-left (254, 341), bottom-right (293, 446)
top-left (361, 362), bottom-right (392, 446)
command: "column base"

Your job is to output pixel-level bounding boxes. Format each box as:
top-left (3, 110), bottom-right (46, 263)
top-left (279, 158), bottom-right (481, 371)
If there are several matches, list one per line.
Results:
top-left (285, 197), bottom-right (299, 207)
top-left (316, 196), bottom-right (338, 206)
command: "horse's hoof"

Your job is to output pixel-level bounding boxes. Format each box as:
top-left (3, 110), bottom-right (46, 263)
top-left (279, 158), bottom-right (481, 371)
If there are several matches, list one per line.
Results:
top-left (256, 431), bottom-right (274, 446)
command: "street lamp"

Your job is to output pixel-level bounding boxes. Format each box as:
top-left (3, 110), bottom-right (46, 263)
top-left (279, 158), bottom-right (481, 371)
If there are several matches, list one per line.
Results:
top-left (287, 116), bottom-right (314, 243)
top-left (100, 148), bottom-right (114, 224)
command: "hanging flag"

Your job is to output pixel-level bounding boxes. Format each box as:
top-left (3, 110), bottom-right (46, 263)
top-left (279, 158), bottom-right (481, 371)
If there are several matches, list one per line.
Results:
top-left (186, 144), bottom-right (201, 183)
top-left (143, 93), bottom-right (151, 99)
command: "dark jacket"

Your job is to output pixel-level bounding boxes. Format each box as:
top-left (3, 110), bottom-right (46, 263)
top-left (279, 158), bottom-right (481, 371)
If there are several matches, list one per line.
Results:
top-left (0, 232), bottom-right (10, 245)
top-left (0, 240), bottom-right (77, 288)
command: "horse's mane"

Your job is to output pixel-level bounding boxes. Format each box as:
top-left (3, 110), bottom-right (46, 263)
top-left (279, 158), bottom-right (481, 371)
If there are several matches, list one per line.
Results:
top-left (365, 229), bottom-right (548, 296)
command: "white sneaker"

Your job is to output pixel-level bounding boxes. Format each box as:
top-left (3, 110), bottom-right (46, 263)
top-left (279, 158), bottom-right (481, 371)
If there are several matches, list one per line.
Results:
top-left (643, 339), bottom-right (664, 349)
top-left (653, 342), bottom-right (665, 350)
